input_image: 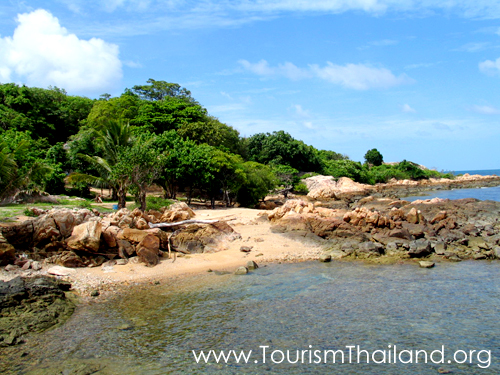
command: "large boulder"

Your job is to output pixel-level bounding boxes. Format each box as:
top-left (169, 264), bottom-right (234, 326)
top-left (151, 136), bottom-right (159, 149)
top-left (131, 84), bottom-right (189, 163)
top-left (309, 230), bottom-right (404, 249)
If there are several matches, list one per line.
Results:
top-left (304, 175), bottom-right (371, 200)
top-left (66, 221), bottom-right (102, 252)
top-left (171, 222), bottom-right (240, 253)
top-left (159, 202), bottom-right (195, 223)
top-left (136, 234), bottom-right (160, 267)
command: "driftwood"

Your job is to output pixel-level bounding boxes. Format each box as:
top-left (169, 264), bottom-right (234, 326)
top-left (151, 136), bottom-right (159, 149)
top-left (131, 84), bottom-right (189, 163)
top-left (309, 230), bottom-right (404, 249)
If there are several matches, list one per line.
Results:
top-left (148, 219), bottom-right (219, 229)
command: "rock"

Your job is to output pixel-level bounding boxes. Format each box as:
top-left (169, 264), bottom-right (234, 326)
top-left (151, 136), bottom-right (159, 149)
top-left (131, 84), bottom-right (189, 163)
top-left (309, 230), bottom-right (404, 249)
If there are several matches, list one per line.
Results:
top-left (430, 210), bottom-right (447, 224)
top-left (0, 276), bottom-right (74, 347)
top-left (66, 221), bottom-right (102, 252)
top-left (408, 239), bottom-right (432, 258)
top-left (160, 202), bottom-right (195, 223)
top-left (171, 223), bottom-right (241, 254)
top-left (246, 260), bottom-right (259, 270)
top-left (240, 246), bottom-right (253, 252)
top-left (90, 290), bottom-right (100, 297)
top-left (31, 261), bottom-right (42, 271)
top-left (102, 225), bottom-right (120, 248)
top-left (136, 234), bottom-right (160, 267)
top-left (234, 266), bottom-right (248, 275)
top-left (47, 265), bottom-right (76, 276)
top-left (304, 175), bottom-right (370, 200)
top-left (117, 239), bottom-right (135, 258)
top-left (0, 233), bottom-right (15, 266)
top-left (5, 264), bottom-right (19, 272)
top-left (318, 254), bottom-right (332, 262)
top-left (493, 246), bottom-right (500, 259)
top-left (419, 261), bottom-right (435, 268)
top-left (433, 241), bottom-right (447, 255)
top-left (115, 258), bottom-right (128, 265)
top-left (134, 217), bottom-right (149, 230)
top-left (357, 241), bottom-right (384, 257)
top-left (117, 228), bottom-right (149, 243)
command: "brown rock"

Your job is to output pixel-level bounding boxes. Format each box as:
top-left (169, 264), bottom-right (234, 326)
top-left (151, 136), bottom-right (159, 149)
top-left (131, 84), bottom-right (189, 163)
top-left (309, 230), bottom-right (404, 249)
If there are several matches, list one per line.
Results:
top-left (159, 202), bottom-right (195, 223)
top-left (430, 210), bottom-right (447, 224)
top-left (406, 207), bottom-right (420, 224)
top-left (135, 217), bottom-right (149, 230)
top-left (66, 221), bottom-right (102, 252)
top-left (102, 226), bottom-right (120, 248)
top-left (118, 228), bottom-right (149, 243)
top-left (0, 233), bottom-right (15, 266)
top-left (117, 239), bottom-right (135, 258)
top-left (136, 234), bottom-right (160, 267)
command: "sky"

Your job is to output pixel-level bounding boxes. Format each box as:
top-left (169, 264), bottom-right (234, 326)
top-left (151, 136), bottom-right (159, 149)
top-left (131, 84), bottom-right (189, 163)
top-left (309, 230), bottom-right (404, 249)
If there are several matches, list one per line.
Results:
top-left (1, 1), bottom-right (500, 171)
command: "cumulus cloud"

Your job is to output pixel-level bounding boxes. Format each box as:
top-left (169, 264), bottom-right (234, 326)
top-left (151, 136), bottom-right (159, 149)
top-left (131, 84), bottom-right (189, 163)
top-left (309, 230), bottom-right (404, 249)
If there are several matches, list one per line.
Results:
top-left (0, 9), bottom-right (122, 94)
top-left (239, 60), bottom-right (413, 90)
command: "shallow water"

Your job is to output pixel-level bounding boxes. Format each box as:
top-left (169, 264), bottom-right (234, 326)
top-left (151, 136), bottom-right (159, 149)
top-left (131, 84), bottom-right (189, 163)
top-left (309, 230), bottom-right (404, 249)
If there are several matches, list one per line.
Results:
top-left (4, 261), bottom-right (500, 374)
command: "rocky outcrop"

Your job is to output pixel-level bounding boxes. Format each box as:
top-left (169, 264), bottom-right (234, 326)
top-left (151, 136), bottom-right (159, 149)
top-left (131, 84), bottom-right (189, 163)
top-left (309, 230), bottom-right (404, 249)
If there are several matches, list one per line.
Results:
top-left (303, 174), bottom-right (500, 201)
top-left (0, 202), bottom-right (239, 268)
top-left (268, 197), bottom-right (500, 262)
top-left (0, 276), bottom-right (74, 346)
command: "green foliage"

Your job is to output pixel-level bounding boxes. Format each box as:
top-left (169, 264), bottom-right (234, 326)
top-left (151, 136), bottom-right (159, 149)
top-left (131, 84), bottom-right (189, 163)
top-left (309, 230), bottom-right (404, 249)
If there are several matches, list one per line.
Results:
top-left (323, 159), bottom-right (367, 182)
top-left (246, 131), bottom-right (322, 172)
top-left (144, 196), bottom-right (173, 211)
top-left (236, 162), bottom-right (277, 207)
top-left (293, 183), bottom-right (309, 195)
top-left (364, 148), bottom-right (384, 166)
top-left (271, 164), bottom-right (300, 187)
top-left (132, 79), bottom-right (193, 101)
top-left (76, 200), bottom-right (92, 209)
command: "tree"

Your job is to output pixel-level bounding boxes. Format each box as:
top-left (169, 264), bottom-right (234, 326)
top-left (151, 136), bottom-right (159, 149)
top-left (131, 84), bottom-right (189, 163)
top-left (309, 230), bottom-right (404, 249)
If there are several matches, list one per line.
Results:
top-left (364, 148), bottom-right (384, 166)
top-left (237, 162), bottom-right (277, 207)
top-left (132, 79), bottom-right (193, 101)
top-left (246, 131), bottom-right (322, 172)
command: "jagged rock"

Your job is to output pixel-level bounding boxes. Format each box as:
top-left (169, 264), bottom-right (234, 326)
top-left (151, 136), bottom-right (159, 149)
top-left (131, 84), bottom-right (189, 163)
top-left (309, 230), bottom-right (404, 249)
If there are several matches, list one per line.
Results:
top-left (54, 251), bottom-right (86, 268)
top-left (117, 239), bottom-right (135, 258)
top-left (102, 225), bottom-right (120, 248)
top-left (171, 222), bottom-right (240, 254)
top-left (304, 175), bottom-right (370, 200)
top-left (135, 217), bottom-right (149, 230)
top-left (136, 234), bottom-right (160, 267)
top-left (240, 246), bottom-right (253, 252)
top-left (357, 241), bottom-right (384, 257)
top-left (430, 210), bottom-right (447, 224)
top-left (159, 202), bottom-right (195, 223)
top-left (0, 276), bottom-right (74, 347)
top-left (118, 228), bottom-right (149, 243)
top-left (66, 221), bottom-right (102, 252)
top-left (409, 239), bottom-right (432, 258)
top-left (0, 233), bottom-right (15, 266)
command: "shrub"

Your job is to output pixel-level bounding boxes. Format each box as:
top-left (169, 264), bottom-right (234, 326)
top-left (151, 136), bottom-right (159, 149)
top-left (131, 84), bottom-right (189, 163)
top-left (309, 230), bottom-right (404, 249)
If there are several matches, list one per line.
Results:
top-left (145, 196), bottom-right (173, 211)
top-left (293, 183), bottom-right (309, 195)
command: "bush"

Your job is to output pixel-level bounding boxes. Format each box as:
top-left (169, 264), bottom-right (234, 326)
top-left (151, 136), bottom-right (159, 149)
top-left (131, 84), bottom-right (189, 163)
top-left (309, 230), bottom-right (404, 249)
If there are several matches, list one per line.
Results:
top-left (293, 183), bottom-right (309, 195)
top-left (145, 196), bottom-right (173, 211)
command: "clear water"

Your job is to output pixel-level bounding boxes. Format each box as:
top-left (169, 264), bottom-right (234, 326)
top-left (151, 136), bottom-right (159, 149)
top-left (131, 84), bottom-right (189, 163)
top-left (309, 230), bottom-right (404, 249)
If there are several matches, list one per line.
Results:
top-left (405, 185), bottom-right (500, 202)
top-left (6, 261), bottom-right (500, 374)
top-left (451, 169), bottom-right (500, 176)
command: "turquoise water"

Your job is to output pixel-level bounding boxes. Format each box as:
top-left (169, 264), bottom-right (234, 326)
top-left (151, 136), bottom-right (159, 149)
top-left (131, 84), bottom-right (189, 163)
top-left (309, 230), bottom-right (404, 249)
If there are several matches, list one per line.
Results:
top-left (6, 261), bottom-right (500, 374)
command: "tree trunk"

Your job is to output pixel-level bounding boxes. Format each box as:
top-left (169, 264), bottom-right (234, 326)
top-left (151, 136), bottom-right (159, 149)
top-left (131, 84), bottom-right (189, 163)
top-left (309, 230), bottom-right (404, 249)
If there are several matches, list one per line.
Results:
top-left (210, 197), bottom-right (215, 209)
top-left (118, 188), bottom-right (127, 209)
top-left (111, 187), bottom-right (118, 200)
top-left (139, 190), bottom-right (147, 212)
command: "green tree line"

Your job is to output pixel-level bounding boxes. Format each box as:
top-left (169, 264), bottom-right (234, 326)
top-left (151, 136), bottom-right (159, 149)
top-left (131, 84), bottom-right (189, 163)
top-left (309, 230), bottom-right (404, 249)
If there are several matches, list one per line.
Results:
top-left (0, 79), bottom-right (452, 208)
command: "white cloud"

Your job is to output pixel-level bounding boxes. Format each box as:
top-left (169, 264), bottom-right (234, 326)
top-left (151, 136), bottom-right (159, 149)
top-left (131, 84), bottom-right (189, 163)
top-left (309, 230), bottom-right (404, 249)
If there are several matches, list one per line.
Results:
top-left (402, 104), bottom-right (416, 113)
top-left (0, 9), bottom-right (122, 94)
top-left (238, 59), bottom-right (311, 80)
top-left (454, 42), bottom-right (492, 52)
top-left (293, 104), bottom-right (311, 118)
top-left (479, 57), bottom-right (500, 76)
top-left (239, 60), bottom-right (413, 90)
top-left (310, 62), bottom-right (414, 90)
top-left (470, 105), bottom-right (500, 114)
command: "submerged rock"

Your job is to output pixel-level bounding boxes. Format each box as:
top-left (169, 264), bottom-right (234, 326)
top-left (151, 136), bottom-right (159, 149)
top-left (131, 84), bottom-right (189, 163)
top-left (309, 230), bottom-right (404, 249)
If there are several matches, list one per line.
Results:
top-left (0, 276), bottom-right (75, 347)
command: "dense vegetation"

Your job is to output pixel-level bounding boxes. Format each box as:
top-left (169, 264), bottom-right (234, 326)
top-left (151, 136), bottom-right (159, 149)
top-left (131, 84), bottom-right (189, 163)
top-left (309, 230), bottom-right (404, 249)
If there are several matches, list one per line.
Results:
top-left (0, 79), bottom-right (453, 208)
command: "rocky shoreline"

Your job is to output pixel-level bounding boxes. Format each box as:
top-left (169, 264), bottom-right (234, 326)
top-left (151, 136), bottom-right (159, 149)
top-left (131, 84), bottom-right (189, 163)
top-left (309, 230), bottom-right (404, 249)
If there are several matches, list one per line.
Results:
top-left (0, 174), bottom-right (499, 347)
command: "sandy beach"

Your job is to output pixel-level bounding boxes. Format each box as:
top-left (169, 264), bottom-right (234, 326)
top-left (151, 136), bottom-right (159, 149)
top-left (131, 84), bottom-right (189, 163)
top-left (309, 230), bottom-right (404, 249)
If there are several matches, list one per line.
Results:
top-left (42, 207), bottom-right (325, 295)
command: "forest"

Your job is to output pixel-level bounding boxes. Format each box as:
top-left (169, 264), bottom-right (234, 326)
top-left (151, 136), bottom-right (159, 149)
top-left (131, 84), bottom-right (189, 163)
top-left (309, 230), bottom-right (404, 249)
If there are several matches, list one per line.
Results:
top-left (0, 79), bottom-right (453, 209)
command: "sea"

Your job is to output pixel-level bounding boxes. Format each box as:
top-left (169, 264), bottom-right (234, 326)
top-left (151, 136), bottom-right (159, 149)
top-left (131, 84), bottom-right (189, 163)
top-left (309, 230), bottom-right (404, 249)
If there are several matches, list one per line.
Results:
top-left (2, 169), bottom-right (500, 375)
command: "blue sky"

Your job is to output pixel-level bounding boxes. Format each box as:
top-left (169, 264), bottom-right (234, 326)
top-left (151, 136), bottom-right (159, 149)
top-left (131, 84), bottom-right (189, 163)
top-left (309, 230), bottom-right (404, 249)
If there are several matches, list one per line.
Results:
top-left (1, 1), bottom-right (500, 171)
